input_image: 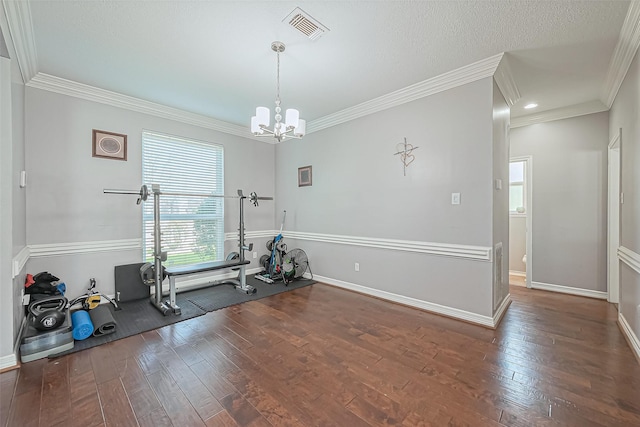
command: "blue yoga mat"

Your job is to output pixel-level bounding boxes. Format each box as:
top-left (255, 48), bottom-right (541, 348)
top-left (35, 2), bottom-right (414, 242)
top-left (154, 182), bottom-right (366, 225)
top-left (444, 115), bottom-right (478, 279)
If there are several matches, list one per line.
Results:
top-left (71, 310), bottom-right (94, 340)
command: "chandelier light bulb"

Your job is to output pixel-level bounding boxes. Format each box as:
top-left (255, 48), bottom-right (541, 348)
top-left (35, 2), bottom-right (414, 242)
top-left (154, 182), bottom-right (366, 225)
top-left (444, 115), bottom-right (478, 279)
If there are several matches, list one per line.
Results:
top-left (250, 41), bottom-right (305, 142)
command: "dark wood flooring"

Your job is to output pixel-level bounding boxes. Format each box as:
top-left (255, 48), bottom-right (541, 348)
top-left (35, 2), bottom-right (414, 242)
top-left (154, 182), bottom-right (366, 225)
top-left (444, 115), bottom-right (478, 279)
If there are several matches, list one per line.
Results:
top-left (1, 283), bottom-right (639, 426)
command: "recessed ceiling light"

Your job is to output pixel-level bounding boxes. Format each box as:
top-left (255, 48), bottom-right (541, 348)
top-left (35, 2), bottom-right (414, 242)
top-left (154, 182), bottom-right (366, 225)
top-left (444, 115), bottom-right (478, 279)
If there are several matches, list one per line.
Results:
top-left (524, 103), bottom-right (538, 109)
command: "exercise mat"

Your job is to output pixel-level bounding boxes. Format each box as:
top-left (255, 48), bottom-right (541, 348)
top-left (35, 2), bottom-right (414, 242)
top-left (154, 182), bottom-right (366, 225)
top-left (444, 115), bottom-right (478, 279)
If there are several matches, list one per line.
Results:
top-left (89, 305), bottom-right (117, 336)
top-left (71, 310), bottom-right (94, 341)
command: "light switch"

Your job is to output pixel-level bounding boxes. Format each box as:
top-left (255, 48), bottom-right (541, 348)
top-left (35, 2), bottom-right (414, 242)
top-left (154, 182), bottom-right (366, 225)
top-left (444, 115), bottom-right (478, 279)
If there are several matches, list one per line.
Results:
top-left (495, 179), bottom-right (502, 190)
top-left (451, 193), bottom-right (461, 205)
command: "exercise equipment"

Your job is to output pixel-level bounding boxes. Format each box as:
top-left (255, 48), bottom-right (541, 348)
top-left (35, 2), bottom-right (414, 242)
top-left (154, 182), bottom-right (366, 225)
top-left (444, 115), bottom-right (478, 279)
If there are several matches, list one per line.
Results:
top-left (255, 211), bottom-right (287, 284)
top-left (68, 278), bottom-right (120, 311)
top-left (28, 296), bottom-right (68, 331)
top-left (88, 305), bottom-right (117, 336)
top-left (20, 312), bottom-right (73, 362)
top-left (104, 184), bottom-right (273, 316)
top-left (71, 310), bottom-right (94, 340)
top-left (282, 248), bottom-right (311, 281)
top-left (114, 262), bottom-right (150, 302)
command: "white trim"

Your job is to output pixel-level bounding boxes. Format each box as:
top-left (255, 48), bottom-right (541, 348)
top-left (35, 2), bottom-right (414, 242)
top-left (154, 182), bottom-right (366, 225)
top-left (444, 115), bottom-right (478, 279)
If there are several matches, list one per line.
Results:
top-left (511, 100), bottom-right (608, 128)
top-left (609, 129), bottom-right (622, 149)
top-left (618, 312), bottom-right (640, 364)
top-left (1, 0), bottom-right (37, 83)
top-left (601, 1), bottom-right (640, 107)
top-left (27, 73), bottom-right (254, 139)
top-left (27, 233), bottom-right (492, 263)
top-left (0, 353), bottom-right (17, 371)
top-left (25, 53), bottom-right (505, 141)
top-left (618, 246), bottom-right (640, 275)
top-left (282, 231), bottom-right (492, 261)
top-left (494, 53), bottom-right (520, 106)
top-left (224, 230), bottom-right (276, 241)
top-left (509, 270), bottom-right (526, 278)
top-left (531, 281), bottom-right (608, 300)
top-left (315, 275), bottom-right (500, 328)
top-left (608, 130), bottom-right (622, 303)
top-left (492, 294), bottom-right (512, 328)
top-left (29, 238), bottom-right (141, 257)
top-left (12, 245), bottom-right (29, 278)
top-left (306, 53), bottom-right (504, 134)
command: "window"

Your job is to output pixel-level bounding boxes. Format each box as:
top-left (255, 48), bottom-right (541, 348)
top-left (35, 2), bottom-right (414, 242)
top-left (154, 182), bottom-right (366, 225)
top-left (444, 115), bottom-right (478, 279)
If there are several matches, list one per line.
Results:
top-left (509, 160), bottom-right (526, 214)
top-left (142, 131), bottom-right (224, 267)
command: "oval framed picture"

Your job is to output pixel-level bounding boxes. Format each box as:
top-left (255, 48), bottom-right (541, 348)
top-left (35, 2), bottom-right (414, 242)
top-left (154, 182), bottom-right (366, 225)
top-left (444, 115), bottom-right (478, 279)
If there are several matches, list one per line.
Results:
top-left (92, 129), bottom-right (127, 161)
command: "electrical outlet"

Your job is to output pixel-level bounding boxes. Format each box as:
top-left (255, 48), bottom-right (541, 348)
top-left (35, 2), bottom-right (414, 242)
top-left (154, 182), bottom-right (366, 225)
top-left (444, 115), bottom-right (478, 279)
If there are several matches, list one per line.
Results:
top-left (253, 251), bottom-right (258, 259)
top-left (355, 262), bottom-right (360, 272)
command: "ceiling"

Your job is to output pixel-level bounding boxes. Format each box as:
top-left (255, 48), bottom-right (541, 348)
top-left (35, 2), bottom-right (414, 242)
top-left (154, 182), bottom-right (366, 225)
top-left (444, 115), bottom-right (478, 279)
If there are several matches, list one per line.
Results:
top-left (3, 1), bottom-right (635, 132)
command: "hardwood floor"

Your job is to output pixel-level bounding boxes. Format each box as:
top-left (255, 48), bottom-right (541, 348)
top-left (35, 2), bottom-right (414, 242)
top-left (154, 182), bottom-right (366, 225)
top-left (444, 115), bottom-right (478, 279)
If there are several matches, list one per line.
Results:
top-left (2, 282), bottom-right (639, 426)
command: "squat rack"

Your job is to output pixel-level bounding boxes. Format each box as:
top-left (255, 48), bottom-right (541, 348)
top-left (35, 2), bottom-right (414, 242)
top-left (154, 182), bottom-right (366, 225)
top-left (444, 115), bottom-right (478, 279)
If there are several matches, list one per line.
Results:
top-left (104, 184), bottom-right (273, 315)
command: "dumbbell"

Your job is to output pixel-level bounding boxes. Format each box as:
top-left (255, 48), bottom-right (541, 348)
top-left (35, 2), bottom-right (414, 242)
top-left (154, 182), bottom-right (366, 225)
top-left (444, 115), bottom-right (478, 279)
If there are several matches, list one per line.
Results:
top-left (28, 296), bottom-right (68, 331)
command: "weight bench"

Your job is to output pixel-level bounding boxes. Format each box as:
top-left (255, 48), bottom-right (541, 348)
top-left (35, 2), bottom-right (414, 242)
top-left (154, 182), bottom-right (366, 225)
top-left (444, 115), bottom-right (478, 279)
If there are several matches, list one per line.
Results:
top-left (163, 259), bottom-right (254, 315)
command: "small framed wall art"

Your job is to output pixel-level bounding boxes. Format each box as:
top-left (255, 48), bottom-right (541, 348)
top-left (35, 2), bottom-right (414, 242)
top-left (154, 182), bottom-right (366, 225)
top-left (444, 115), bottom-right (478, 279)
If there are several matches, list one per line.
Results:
top-left (92, 129), bottom-right (127, 161)
top-left (298, 165), bottom-right (312, 187)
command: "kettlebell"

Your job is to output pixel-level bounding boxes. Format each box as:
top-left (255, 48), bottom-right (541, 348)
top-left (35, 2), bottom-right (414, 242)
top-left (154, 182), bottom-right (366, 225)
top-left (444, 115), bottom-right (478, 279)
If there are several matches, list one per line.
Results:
top-left (28, 296), bottom-right (68, 331)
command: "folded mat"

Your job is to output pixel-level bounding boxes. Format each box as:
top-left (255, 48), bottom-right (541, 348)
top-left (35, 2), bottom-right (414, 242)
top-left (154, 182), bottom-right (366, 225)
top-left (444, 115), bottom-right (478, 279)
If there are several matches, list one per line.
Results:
top-left (88, 305), bottom-right (117, 336)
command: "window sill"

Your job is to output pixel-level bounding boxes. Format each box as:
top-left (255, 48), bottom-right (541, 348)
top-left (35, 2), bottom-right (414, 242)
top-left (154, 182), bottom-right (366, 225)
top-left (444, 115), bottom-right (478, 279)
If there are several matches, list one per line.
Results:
top-left (509, 213), bottom-right (527, 218)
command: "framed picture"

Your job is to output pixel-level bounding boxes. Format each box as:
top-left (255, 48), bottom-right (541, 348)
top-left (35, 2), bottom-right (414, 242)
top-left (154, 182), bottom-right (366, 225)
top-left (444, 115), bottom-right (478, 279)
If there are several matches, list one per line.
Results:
top-left (298, 165), bottom-right (312, 187)
top-left (92, 129), bottom-right (127, 161)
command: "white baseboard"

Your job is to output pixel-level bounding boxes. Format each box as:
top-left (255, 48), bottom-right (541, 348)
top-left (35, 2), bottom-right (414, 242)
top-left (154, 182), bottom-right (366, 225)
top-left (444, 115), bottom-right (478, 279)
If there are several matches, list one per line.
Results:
top-left (618, 312), bottom-right (640, 364)
top-left (509, 270), bottom-right (526, 278)
top-left (531, 281), bottom-right (607, 299)
top-left (493, 294), bottom-right (512, 327)
top-left (0, 353), bottom-right (18, 371)
top-left (314, 275), bottom-right (504, 328)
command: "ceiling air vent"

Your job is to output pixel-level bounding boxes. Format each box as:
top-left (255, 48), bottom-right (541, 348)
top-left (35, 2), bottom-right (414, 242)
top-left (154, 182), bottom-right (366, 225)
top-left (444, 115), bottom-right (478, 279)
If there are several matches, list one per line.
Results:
top-left (283, 7), bottom-right (329, 41)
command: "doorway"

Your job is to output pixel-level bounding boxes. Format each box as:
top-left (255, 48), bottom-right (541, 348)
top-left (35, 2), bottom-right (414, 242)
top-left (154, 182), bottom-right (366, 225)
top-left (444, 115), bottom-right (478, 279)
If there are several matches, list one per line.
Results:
top-left (608, 129), bottom-right (621, 304)
top-left (509, 156), bottom-right (532, 288)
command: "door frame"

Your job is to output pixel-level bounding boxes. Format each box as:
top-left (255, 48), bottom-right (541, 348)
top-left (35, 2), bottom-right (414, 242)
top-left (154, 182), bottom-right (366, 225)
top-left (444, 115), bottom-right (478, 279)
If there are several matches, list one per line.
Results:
top-left (509, 155), bottom-right (533, 288)
top-left (607, 129), bottom-right (621, 304)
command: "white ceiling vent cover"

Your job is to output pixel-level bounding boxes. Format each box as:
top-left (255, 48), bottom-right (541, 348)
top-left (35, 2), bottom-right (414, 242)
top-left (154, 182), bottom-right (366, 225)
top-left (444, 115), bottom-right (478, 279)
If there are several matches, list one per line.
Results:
top-left (284, 7), bottom-right (329, 41)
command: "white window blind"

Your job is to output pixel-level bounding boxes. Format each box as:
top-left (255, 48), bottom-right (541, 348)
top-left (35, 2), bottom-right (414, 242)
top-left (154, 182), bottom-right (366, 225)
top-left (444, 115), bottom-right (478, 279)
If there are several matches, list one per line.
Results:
top-left (142, 131), bottom-right (224, 267)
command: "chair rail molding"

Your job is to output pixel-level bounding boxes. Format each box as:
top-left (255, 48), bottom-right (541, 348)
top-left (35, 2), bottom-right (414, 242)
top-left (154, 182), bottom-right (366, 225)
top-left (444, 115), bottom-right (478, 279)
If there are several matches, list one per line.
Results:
top-left (618, 246), bottom-right (640, 274)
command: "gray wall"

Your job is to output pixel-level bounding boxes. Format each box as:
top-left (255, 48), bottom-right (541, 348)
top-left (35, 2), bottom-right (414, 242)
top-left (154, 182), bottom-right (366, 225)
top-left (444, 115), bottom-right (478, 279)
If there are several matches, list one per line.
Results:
top-left (11, 79), bottom-right (25, 347)
top-left (510, 111), bottom-right (609, 292)
top-left (509, 216), bottom-right (526, 273)
top-left (24, 88), bottom-right (275, 300)
top-left (275, 78), bottom-right (496, 317)
top-left (609, 48), bottom-right (640, 345)
top-left (492, 79), bottom-right (510, 312)
top-left (0, 55), bottom-right (14, 361)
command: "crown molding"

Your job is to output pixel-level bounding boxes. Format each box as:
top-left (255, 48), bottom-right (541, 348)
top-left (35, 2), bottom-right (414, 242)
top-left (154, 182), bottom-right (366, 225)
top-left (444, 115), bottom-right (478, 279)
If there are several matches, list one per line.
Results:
top-left (510, 100), bottom-right (608, 128)
top-left (601, 1), bottom-right (640, 107)
top-left (307, 53), bottom-right (505, 134)
top-left (1, 0), bottom-right (37, 83)
top-left (493, 53), bottom-right (520, 106)
top-left (26, 73), bottom-right (256, 139)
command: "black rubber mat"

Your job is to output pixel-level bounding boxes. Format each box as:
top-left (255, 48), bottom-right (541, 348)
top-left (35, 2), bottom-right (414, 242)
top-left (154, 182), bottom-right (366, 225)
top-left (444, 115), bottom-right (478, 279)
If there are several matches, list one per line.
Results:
top-left (186, 275), bottom-right (315, 312)
top-left (48, 275), bottom-right (314, 358)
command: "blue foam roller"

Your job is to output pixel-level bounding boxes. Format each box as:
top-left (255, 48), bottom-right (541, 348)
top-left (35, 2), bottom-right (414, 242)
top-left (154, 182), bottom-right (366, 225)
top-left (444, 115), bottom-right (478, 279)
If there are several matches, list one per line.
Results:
top-left (71, 310), bottom-right (94, 341)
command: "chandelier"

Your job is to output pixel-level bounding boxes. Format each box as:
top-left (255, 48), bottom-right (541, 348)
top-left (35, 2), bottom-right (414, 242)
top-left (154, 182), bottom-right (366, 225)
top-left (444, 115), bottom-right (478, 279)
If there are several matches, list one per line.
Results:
top-left (251, 41), bottom-right (306, 142)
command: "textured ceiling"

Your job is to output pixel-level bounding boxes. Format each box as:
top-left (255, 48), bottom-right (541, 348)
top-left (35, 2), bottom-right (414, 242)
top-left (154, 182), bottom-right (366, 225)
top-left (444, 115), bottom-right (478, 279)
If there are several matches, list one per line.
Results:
top-left (13, 1), bottom-right (634, 128)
